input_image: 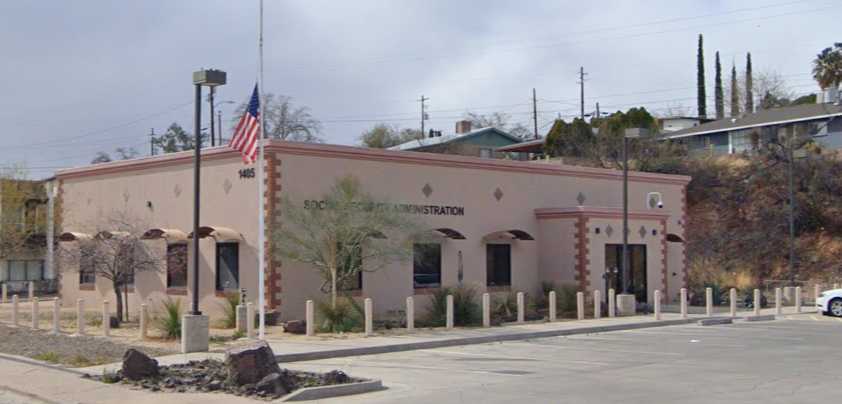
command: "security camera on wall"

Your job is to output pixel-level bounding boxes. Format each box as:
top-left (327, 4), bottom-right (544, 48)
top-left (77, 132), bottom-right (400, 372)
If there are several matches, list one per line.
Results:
top-left (647, 192), bottom-right (664, 209)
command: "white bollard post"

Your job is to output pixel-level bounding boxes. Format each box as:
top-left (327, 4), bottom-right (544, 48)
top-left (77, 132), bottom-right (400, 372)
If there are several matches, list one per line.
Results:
top-left (76, 298), bottom-right (85, 335)
top-left (753, 289), bottom-right (761, 315)
top-left (305, 300), bottom-right (314, 337)
top-left (406, 296), bottom-right (414, 331)
top-left (548, 291), bottom-right (557, 322)
top-left (814, 284), bottom-right (821, 305)
top-left (608, 288), bottom-right (616, 318)
top-left (446, 294), bottom-right (454, 329)
top-left (1, 283), bottom-right (6, 304)
top-left (516, 292), bottom-right (525, 324)
top-left (795, 286), bottom-right (802, 313)
top-left (246, 302), bottom-right (255, 338)
top-left (729, 288), bottom-right (737, 318)
top-left (576, 292), bottom-right (585, 321)
top-left (705, 287), bottom-right (713, 317)
top-left (11, 295), bottom-right (18, 327)
top-left (28, 282), bottom-right (34, 301)
top-left (593, 290), bottom-right (601, 319)
top-left (482, 293), bottom-right (490, 328)
top-left (102, 300), bottom-right (110, 337)
top-left (364, 298), bottom-right (373, 336)
top-left (52, 298), bottom-right (60, 334)
top-left (31, 297), bottom-right (40, 329)
top-left (775, 288), bottom-right (782, 315)
top-left (835, 283), bottom-right (840, 290)
top-left (139, 303), bottom-right (148, 340)
top-left (680, 288), bottom-right (688, 319)
top-left (654, 290), bottom-right (662, 320)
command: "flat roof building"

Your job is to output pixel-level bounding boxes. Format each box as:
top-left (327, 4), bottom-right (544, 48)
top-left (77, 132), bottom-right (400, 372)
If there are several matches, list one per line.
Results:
top-left (54, 140), bottom-right (690, 322)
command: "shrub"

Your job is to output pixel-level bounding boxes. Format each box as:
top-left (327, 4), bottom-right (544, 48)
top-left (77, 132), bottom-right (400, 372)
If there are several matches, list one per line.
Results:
top-left (217, 291), bottom-right (240, 329)
top-left (492, 291), bottom-right (518, 323)
top-left (34, 352), bottom-right (60, 364)
top-left (316, 297), bottom-right (363, 333)
top-left (537, 282), bottom-right (578, 317)
top-left (427, 285), bottom-right (481, 327)
top-left (156, 298), bottom-right (182, 339)
top-left (232, 329), bottom-right (246, 339)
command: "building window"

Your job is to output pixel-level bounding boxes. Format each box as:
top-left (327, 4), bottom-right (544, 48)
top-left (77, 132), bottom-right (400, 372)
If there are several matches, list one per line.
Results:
top-left (7, 260), bottom-right (44, 281)
top-left (166, 243), bottom-right (188, 289)
top-left (413, 243), bottom-right (441, 288)
top-left (216, 243), bottom-right (239, 291)
top-left (79, 244), bottom-right (96, 285)
top-left (479, 148), bottom-right (493, 159)
top-left (338, 243), bottom-right (362, 291)
top-left (486, 244), bottom-right (511, 287)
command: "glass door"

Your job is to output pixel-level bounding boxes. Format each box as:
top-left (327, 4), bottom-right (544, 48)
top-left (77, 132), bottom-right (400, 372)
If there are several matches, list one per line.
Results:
top-left (605, 244), bottom-right (647, 303)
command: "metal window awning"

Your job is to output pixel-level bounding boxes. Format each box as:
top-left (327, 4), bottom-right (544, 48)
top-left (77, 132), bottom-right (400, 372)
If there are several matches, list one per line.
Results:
top-left (432, 228), bottom-right (466, 240)
top-left (187, 226), bottom-right (243, 243)
top-left (141, 228), bottom-right (189, 243)
top-left (483, 229), bottom-right (535, 242)
top-left (58, 232), bottom-right (93, 242)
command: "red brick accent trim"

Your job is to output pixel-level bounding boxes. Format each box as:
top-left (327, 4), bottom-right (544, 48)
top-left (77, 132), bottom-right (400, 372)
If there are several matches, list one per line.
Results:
top-left (574, 216), bottom-right (591, 292)
top-left (660, 219), bottom-right (669, 302)
top-left (264, 153), bottom-right (283, 310)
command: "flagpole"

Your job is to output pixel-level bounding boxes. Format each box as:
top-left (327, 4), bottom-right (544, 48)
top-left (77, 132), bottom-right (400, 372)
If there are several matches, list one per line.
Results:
top-left (257, 0), bottom-right (266, 340)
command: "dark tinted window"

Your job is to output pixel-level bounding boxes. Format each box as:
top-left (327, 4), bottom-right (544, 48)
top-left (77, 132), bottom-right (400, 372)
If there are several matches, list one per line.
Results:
top-left (413, 243), bottom-right (441, 288)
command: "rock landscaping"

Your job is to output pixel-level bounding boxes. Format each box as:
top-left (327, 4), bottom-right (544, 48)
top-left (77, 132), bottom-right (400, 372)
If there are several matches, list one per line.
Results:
top-left (90, 341), bottom-right (358, 400)
top-left (0, 324), bottom-right (173, 367)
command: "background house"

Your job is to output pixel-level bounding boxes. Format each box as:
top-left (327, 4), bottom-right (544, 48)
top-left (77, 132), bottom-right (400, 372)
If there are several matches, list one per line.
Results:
top-left (662, 102), bottom-right (842, 156)
top-left (389, 120), bottom-right (526, 159)
top-left (0, 178), bottom-right (55, 294)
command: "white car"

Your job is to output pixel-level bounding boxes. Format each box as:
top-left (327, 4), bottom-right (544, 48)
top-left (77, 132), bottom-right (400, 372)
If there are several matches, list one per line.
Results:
top-left (816, 288), bottom-right (842, 317)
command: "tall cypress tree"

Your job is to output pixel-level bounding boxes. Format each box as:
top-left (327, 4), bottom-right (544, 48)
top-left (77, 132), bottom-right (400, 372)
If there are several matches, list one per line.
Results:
top-left (730, 63), bottom-right (740, 117)
top-left (745, 52), bottom-right (754, 114)
top-left (697, 34), bottom-right (707, 118)
top-left (714, 51), bottom-right (724, 119)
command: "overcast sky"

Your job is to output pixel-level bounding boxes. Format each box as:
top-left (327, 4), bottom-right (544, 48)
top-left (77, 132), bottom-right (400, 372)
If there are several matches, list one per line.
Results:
top-left (1, 0), bottom-right (838, 178)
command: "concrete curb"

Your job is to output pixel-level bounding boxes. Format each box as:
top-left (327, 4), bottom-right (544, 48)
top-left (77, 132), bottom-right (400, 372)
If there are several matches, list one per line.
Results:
top-left (278, 379), bottom-right (384, 402)
top-left (698, 318), bottom-right (733, 326)
top-left (743, 314), bottom-right (776, 322)
top-left (275, 318), bottom-right (703, 363)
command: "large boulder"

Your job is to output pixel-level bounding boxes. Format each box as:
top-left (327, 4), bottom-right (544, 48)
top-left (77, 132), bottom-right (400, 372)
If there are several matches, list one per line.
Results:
top-left (255, 373), bottom-right (290, 397)
top-left (121, 349), bottom-right (159, 380)
top-left (224, 341), bottom-right (281, 386)
top-left (283, 320), bottom-right (306, 335)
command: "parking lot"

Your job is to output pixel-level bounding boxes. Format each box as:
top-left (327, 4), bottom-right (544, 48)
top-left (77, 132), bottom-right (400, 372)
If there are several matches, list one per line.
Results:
top-left (287, 314), bottom-right (842, 403)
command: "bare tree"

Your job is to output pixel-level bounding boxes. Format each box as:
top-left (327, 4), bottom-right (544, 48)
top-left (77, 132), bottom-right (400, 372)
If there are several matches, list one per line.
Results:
top-left (273, 175), bottom-right (427, 308)
top-left (60, 210), bottom-right (161, 322)
top-left (235, 93), bottom-right (322, 143)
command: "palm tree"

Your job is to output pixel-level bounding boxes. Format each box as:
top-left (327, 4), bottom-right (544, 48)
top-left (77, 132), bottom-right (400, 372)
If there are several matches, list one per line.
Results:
top-left (813, 43), bottom-right (842, 90)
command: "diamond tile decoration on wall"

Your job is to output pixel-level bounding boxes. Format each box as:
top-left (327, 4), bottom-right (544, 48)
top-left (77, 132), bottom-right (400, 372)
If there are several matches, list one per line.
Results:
top-left (422, 183), bottom-right (433, 198)
top-left (494, 187), bottom-right (504, 201)
top-left (639, 225), bottom-right (647, 238)
top-left (576, 192), bottom-right (586, 205)
top-left (173, 184), bottom-right (182, 198)
top-left (223, 178), bottom-right (233, 195)
top-left (605, 224), bottom-right (613, 237)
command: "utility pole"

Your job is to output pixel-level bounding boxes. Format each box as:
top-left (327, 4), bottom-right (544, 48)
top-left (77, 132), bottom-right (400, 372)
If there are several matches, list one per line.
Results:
top-left (578, 66), bottom-right (587, 120)
top-left (532, 88), bottom-right (538, 139)
top-left (419, 95), bottom-right (428, 136)
top-left (149, 128), bottom-right (156, 156)
top-left (595, 102), bottom-right (600, 120)
top-left (787, 126), bottom-right (796, 282)
top-left (208, 87), bottom-right (216, 147)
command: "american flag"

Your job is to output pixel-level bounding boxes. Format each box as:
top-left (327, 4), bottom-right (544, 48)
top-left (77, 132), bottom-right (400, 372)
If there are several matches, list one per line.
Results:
top-left (229, 84), bottom-right (261, 163)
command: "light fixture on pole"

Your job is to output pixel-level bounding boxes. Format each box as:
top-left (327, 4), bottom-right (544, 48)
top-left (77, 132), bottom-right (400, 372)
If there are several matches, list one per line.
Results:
top-left (621, 127), bottom-right (647, 295)
top-left (190, 68), bottom-right (226, 316)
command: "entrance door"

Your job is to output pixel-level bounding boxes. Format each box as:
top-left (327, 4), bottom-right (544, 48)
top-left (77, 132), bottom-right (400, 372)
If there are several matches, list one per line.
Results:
top-left (605, 244), bottom-right (647, 303)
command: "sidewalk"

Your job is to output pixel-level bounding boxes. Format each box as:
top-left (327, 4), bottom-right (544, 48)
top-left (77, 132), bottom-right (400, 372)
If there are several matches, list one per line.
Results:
top-left (0, 352), bottom-right (255, 404)
top-left (82, 307), bottom-right (812, 375)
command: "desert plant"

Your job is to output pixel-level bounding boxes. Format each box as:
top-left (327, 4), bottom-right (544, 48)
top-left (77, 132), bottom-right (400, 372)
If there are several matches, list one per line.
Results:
top-left (426, 285), bottom-right (480, 327)
top-left (217, 291), bottom-right (240, 329)
top-left (492, 291), bottom-right (518, 323)
top-left (316, 297), bottom-right (363, 333)
top-left (101, 370), bottom-right (121, 384)
top-left (34, 352), bottom-right (60, 364)
top-left (156, 298), bottom-right (182, 339)
top-left (232, 329), bottom-right (246, 339)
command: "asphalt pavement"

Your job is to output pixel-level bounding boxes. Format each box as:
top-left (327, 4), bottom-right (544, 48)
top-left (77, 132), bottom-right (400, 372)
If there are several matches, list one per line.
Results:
top-left (284, 313), bottom-right (842, 404)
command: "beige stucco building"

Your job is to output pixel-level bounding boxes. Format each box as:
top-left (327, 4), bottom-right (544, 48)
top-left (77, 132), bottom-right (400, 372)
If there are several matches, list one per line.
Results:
top-left (54, 140), bottom-right (690, 322)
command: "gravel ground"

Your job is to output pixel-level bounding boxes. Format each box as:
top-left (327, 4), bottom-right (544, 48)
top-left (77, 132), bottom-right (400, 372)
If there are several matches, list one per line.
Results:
top-left (90, 359), bottom-right (356, 401)
top-left (0, 324), bottom-right (174, 367)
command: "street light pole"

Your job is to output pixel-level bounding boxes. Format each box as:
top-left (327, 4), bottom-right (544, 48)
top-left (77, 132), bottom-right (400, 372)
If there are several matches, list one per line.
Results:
top-left (209, 87), bottom-right (216, 147)
top-left (622, 128), bottom-right (646, 295)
